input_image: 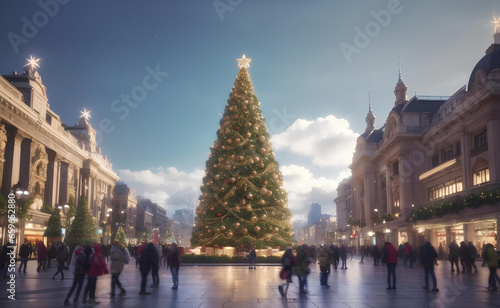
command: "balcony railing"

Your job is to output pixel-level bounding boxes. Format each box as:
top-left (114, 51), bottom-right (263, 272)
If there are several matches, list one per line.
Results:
top-left (471, 144), bottom-right (488, 157)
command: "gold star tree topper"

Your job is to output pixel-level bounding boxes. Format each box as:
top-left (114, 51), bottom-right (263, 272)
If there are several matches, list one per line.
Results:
top-left (80, 108), bottom-right (91, 121)
top-left (237, 54), bottom-right (251, 69)
top-left (492, 16), bottom-right (500, 34)
top-left (24, 55), bottom-right (40, 70)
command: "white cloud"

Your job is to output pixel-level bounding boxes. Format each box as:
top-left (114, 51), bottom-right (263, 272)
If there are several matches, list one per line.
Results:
top-left (118, 167), bottom-right (204, 215)
top-left (271, 115), bottom-right (358, 167)
top-left (280, 164), bottom-right (351, 222)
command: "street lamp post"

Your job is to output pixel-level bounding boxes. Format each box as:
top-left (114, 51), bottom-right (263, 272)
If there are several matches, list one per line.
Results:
top-left (14, 188), bottom-right (29, 253)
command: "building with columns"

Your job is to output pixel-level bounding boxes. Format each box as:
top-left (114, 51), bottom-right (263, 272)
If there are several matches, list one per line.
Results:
top-left (0, 64), bottom-right (119, 248)
top-left (336, 27), bottom-right (500, 252)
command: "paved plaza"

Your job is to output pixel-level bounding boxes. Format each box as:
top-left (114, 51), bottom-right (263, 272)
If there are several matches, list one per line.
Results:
top-left (1, 257), bottom-right (499, 308)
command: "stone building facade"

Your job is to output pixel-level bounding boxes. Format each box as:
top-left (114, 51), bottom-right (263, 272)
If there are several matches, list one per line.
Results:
top-left (0, 65), bottom-right (119, 248)
top-left (336, 30), bottom-right (500, 252)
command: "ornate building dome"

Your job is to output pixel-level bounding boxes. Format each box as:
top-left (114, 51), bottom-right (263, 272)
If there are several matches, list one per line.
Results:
top-left (468, 34), bottom-right (500, 89)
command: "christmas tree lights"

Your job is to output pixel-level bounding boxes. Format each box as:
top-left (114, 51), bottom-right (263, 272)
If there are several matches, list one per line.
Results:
top-left (191, 55), bottom-right (295, 249)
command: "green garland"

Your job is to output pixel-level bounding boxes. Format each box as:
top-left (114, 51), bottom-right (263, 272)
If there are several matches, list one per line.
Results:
top-left (407, 187), bottom-right (500, 223)
top-left (348, 217), bottom-right (366, 228)
top-left (383, 213), bottom-right (395, 221)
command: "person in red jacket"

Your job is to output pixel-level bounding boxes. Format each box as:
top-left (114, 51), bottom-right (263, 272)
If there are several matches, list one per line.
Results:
top-left (83, 244), bottom-right (109, 305)
top-left (36, 241), bottom-right (47, 272)
top-left (166, 242), bottom-right (181, 290)
top-left (382, 242), bottom-right (398, 289)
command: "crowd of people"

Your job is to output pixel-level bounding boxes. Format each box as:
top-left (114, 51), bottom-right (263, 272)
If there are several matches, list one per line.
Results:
top-left (0, 239), bottom-right (182, 306)
top-left (276, 240), bottom-right (500, 297)
top-left (1, 238), bottom-right (499, 301)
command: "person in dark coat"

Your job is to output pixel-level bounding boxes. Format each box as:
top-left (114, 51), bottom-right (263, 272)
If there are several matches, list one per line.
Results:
top-left (448, 240), bottom-right (460, 272)
top-left (47, 242), bottom-right (57, 268)
top-left (340, 245), bottom-right (348, 269)
top-left (467, 242), bottom-right (479, 273)
top-left (18, 239), bottom-right (32, 273)
top-left (139, 242), bottom-right (158, 295)
top-left (372, 245), bottom-right (380, 266)
top-left (167, 242), bottom-right (181, 289)
top-left (459, 241), bottom-right (469, 273)
top-left (278, 247), bottom-right (296, 298)
top-left (162, 245), bottom-right (169, 268)
top-left (52, 243), bottom-right (68, 279)
top-left (64, 246), bottom-right (89, 305)
top-left (421, 241), bottom-right (439, 292)
top-left (332, 245), bottom-right (340, 270)
top-left (36, 241), bottom-right (47, 272)
top-left (382, 242), bottom-right (398, 289)
top-left (296, 244), bottom-right (311, 295)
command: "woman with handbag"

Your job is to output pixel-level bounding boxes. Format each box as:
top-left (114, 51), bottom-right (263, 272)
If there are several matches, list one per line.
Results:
top-left (278, 247), bottom-right (296, 298)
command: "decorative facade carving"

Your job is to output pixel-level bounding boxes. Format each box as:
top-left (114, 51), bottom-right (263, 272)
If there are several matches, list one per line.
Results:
top-left (29, 140), bottom-right (48, 209)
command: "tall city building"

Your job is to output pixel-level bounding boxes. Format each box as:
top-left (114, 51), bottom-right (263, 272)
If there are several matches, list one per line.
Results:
top-left (307, 203), bottom-right (322, 226)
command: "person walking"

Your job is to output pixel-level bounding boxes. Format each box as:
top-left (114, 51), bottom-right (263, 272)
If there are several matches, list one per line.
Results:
top-left (485, 243), bottom-right (498, 291)
top-left (151, 244), bottom-right (162, 287)
top-left (421, 241), bottom-right (439, 292)
top-left (167, 242), bottom-right (181, 290)
top-left (63, 246), bottom-right (90, 306)
top-left (382, 242), bottom-right (398, 289)
top-left (18, 239), bottom-right (32, 273)
top-left (296, 244), bottom-right (311, 295)
top-left (459, 241), bottom-right (469, 273)
top-left (467, 242), bottom-right (479, 273)
top-left (36, 241), bottom-right (47, 272)
top-left (139, 242), bottom-right (158, 295)
top-left (83, 244), bottom-right (109, 304)
top-left (248, 247), bottom-right (257, 269)
top-left (359, 245), bottom-right (366, 264)
top-left (449, 240), bottom-right (460, 273)
top-left (317, 244), bottom-right (330, 287)
top-left (438, 243), bottom-right (444, 260)
top-left (278, 247), bottom-right (296, 298)
top-left (162, 245), bottom-right (169, 268)
top-left (372, 245), bottom-right (380, 266)
top-left (53, 243), bottom-right (68, 279)
top-left (340, 245), bottom-right (348, 269)
top-left (110, 241), bottom-right (130, 297)
top-left (332, 245), bottom-right (339, 271)
top-left (47, 242), bottom-right (56, 268)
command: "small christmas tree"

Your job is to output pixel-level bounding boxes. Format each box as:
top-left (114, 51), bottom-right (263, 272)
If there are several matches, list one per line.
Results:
top-left (114, 226), bottom-right (127, 247)
top-left (43, 208), bottom-right (62, 237)
top-left (64, 197), bottom-right (99, 249)
top-left (191, 55), bottom-right (295, 249)
top-left (163, 229), bottom-right (174, 244)
top-left (140, 232), bottom-right (149, 243)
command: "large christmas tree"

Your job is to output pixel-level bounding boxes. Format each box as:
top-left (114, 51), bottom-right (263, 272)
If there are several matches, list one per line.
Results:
top-left (64, 198), bottom-right (99, 249)
top-left (191, 55), bottom-right (295, 249)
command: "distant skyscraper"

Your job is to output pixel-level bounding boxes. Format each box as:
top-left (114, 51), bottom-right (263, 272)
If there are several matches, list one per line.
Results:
top-left (308, 203), bottom-right (322, 226)
top-left (173, 209), bottom-right (194, 226)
